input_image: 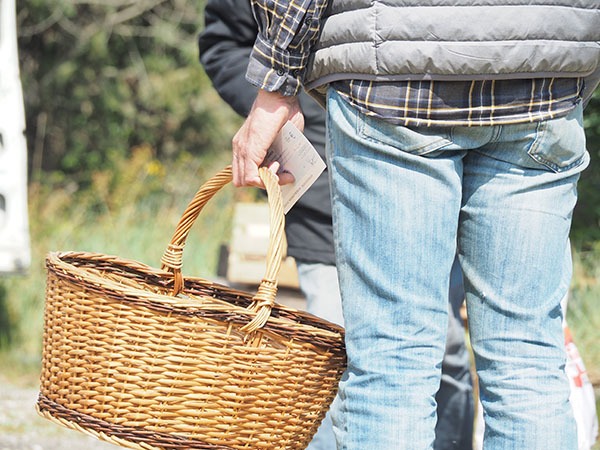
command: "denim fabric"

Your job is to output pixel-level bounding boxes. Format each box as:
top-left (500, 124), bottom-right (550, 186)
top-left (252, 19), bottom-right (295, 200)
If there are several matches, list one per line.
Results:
top-left (326, 88), bottom-right (588, 450)
top-left (297, 260), bottom-right (473, 450)
top-left (296, 262), bottom-right (342, 450)
top-left (475, 244), bottom-right (600, 450)
top-left (297, 262), bottom-right (345, 327)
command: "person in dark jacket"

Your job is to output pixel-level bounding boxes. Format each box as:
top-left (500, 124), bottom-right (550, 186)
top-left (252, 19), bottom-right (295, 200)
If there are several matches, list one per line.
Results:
top-left (198, 1), bottom-right (474, 448)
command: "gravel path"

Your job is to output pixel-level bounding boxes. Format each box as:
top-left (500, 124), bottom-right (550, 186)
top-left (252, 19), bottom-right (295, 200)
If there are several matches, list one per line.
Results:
top-left (0, 382), bottom-right (121, 450)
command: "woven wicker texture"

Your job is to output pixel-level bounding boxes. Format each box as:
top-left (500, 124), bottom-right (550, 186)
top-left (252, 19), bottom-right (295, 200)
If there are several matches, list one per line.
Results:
top-left (37, 166), bottom-right (346, 449)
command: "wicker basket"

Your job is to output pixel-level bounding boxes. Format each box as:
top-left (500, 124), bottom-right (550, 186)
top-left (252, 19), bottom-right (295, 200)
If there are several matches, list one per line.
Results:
top-left (36, 166), bottom-right (346, 450)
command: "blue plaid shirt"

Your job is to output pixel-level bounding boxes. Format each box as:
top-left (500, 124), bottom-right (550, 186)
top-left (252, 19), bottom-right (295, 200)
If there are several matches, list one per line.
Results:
top-left (247, 0), bottom-right (582, 126)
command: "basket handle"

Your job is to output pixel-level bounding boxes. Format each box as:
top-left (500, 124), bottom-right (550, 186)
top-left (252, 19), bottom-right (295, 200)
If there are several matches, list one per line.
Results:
top-left (160, 165), bottom-right (285, 333)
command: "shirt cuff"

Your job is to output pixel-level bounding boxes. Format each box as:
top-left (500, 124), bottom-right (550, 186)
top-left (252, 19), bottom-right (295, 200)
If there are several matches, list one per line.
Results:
top-left (245, 34), bottom-right (305, 96)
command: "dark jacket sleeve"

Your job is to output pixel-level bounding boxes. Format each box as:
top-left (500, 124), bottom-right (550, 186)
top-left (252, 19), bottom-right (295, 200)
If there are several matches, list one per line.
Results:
top-left (198, 0), bottom-right (258, 117)
top-left (198, 0), bottom-right (335, 266)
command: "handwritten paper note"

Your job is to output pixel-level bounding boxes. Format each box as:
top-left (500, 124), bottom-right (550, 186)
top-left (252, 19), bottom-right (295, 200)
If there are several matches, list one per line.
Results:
top-left (264, 121), bottom-right (326, 214)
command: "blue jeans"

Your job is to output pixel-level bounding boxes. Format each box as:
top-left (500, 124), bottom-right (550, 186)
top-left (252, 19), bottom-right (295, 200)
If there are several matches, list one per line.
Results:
top-left (297, 260), bottom-right (473, 450)
top-left (326, 89), bottom-right (588, 450)
top-left (297, 262), bottom-right (342, 450)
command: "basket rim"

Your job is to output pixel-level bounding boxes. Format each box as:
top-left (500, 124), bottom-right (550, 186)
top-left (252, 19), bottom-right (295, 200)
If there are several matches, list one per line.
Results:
top-left (37, 394), bottom-right (235, 450)
top-left (46, 250), bottom-right (345, 351)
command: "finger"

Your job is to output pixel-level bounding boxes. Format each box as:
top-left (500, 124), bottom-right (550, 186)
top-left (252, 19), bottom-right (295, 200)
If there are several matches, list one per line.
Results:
top-left (231, 131), bottom-right (245, 187)
top-left (265, 161), bottom-right (295, 186)
top-left (240, 157), bottom-right (263, 188)
top-left (267, 161), bottom-right (281, 174)
top-left (277, 170), bottom-right (295, 186)
top-left (232, 127), bottom-right (264, 187)
top-left (289, 104), bottom-right (305, 132)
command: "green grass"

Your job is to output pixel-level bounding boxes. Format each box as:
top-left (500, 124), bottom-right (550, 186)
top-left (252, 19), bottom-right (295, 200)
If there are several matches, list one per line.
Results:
top-left (570, 244), bottom-right (600, 385)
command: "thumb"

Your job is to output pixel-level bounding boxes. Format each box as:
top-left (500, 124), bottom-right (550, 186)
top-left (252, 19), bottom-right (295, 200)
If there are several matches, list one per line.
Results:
top-left (289, 108), bottom-right (305, 133)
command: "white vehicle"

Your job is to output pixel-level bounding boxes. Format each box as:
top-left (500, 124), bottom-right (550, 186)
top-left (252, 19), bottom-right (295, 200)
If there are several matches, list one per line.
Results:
top-left (0, 0), bottom-right (31, 274)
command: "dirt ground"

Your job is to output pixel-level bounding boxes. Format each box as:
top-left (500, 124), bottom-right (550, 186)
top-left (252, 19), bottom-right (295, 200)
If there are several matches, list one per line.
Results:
top-left (0, 381), bottom-right (121, 450)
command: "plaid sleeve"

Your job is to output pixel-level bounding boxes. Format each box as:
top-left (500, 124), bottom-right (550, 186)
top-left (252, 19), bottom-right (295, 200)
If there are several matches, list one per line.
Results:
top-left (246, 0), bottom-right (329, 96)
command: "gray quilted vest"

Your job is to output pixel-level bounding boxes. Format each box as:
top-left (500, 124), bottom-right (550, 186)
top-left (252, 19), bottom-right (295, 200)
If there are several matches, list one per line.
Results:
top-left (304, 0), bottom-right (600, 104)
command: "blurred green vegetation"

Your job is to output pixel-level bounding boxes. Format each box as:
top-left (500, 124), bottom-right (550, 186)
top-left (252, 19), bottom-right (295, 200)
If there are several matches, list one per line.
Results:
top-left (0, 148), bottom-right (237, 377)
top-left (1, 1), bottom-right (599, 392)
top-left (18, 0), bottom-right (232, 180)
top-left (577, 93), bottom-right (600, 244)
top-left (2, 0), bottom-right (245, 377)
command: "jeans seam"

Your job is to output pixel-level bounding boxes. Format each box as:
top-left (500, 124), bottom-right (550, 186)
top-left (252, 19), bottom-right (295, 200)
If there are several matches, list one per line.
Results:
top-left (527, 118), bottom-right (587, 173)
top-left (360, 119), bottom-right (452, 155)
